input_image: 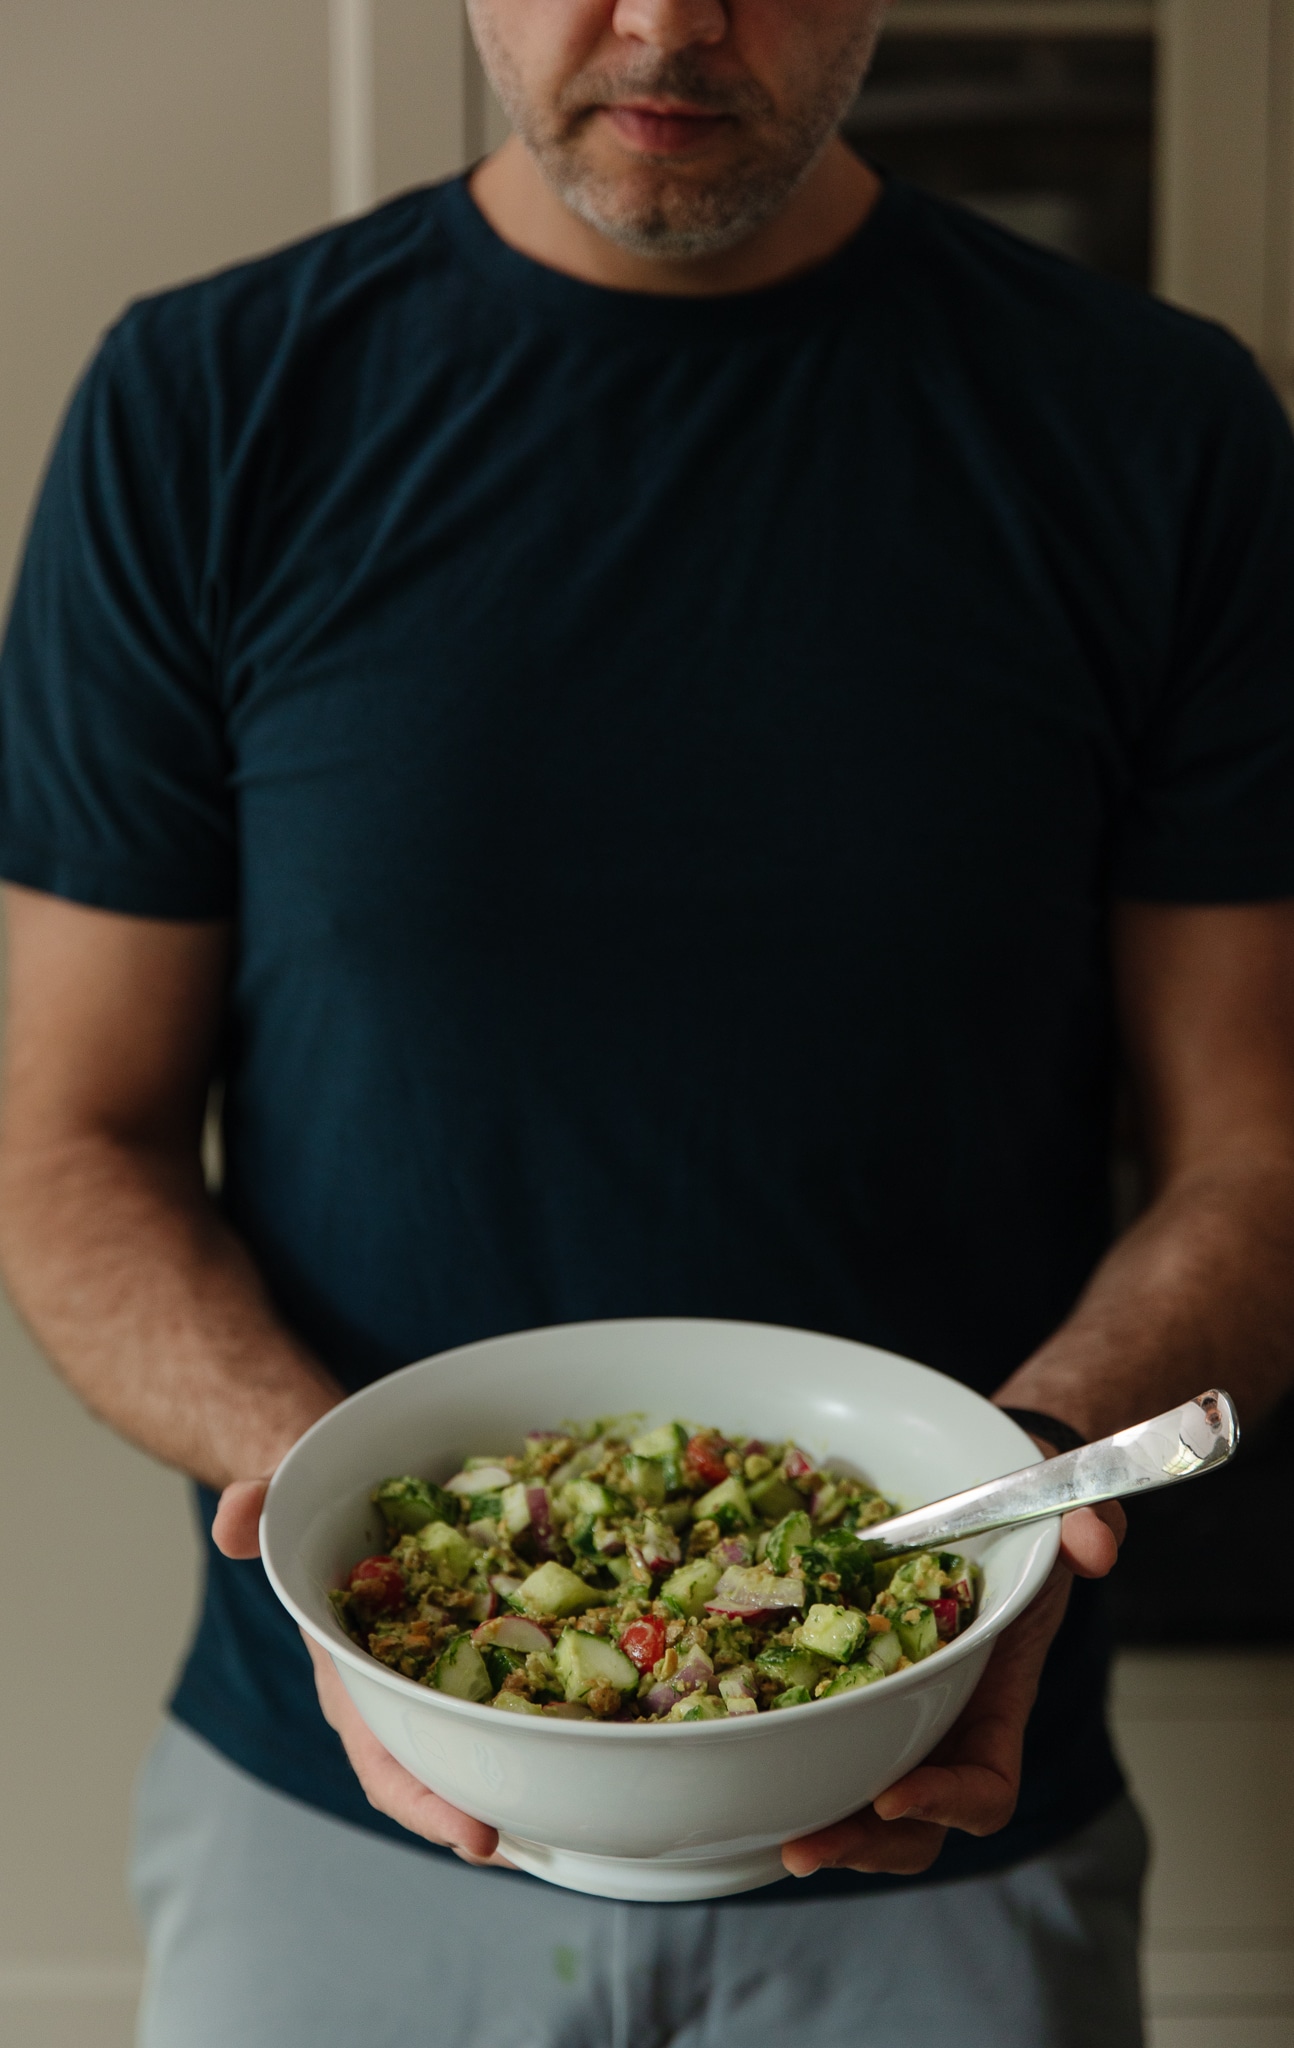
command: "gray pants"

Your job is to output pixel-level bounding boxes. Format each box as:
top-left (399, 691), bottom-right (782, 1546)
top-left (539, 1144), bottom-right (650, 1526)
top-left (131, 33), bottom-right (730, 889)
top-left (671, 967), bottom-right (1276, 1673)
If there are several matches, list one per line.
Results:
top-left (131, 1719), bottom-right (1146, 2048)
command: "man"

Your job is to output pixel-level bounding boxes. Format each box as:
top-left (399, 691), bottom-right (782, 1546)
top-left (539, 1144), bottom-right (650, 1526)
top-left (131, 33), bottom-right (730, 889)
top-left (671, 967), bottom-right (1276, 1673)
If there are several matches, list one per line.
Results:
top-left (1, 0), bottom-right (1292, 2041)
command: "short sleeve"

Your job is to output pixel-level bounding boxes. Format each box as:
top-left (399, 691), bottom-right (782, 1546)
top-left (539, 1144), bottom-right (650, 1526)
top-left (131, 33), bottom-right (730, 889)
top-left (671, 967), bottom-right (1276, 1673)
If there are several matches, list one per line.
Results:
top-left (1114, 344), bottom-right (1294, 903)
top-left (0, 313), bottom-right (236, 919)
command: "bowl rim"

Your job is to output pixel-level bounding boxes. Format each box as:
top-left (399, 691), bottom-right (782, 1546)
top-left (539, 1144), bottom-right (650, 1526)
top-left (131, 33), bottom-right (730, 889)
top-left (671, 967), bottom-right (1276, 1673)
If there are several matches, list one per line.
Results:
top-left (262, 1315), bottom-right (1061, 1742)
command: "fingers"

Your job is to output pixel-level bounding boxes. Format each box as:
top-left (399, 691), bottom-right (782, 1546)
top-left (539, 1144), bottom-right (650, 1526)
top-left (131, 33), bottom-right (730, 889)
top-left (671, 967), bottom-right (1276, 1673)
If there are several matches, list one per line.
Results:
top-left (1058, 1499), bottom-right (1126, 1579)
top-left (784, 1565), bottom-right (1077, 1877)
top-left (783, 1807), bottom-right (948, 1878)
top-left (301, 1633), bottom-right (499, 1861)
top-left (211, 1477), bottom-right (270, 1558)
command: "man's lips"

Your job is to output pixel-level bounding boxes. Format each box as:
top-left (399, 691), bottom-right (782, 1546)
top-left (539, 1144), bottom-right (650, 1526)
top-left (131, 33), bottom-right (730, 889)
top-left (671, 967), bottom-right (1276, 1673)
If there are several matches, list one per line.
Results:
top-left (599, 102), bottom-right (733, 155)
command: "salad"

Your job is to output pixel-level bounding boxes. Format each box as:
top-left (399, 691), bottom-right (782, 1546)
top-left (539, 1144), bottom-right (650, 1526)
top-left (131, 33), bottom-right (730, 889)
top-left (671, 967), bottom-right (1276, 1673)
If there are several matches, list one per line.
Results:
top-left (330, 1419), bottom-right (979, 1722)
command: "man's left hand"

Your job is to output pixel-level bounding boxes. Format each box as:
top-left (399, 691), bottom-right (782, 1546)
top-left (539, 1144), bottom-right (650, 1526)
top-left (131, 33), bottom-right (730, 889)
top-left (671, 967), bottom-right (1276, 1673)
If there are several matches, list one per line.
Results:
top-left (781, 1498), bottom-right (1124, 1878)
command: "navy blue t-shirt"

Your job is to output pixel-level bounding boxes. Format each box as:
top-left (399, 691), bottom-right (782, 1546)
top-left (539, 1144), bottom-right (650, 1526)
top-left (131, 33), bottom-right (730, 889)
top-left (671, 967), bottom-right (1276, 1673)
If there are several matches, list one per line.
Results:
top-left (4, 173), bottom-right (1294, 1897)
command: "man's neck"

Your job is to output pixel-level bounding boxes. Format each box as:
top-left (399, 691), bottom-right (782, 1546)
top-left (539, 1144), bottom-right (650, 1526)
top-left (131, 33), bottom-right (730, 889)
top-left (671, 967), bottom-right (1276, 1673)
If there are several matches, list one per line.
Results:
top-left (469, 135), bottom-right (881, 298)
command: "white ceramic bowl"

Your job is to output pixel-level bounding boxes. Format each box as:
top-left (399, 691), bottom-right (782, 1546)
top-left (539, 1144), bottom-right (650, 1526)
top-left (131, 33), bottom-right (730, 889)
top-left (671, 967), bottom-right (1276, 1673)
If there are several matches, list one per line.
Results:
top-left (262, 1317), bottom-right (1056, 1901)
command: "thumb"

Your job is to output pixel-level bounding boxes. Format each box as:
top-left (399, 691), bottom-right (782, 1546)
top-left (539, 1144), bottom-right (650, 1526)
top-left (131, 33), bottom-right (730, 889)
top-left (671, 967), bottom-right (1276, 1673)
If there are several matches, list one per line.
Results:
top-left (212, 1477), bottom-right (271, 1559)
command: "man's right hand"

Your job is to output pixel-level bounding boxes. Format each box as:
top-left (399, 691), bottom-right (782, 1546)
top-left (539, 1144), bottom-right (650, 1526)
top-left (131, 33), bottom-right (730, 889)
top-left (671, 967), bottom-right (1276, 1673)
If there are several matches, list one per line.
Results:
top-left (211, 1477), bottom-right (274, 1558)
top-left (212, 1477), bottom-right (504, 1866)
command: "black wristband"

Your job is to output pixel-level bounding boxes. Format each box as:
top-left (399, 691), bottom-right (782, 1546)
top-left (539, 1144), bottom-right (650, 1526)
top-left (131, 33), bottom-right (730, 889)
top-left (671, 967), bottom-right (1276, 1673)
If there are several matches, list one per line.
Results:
top-left (1001, 1408), bottom-right (1086, 1457)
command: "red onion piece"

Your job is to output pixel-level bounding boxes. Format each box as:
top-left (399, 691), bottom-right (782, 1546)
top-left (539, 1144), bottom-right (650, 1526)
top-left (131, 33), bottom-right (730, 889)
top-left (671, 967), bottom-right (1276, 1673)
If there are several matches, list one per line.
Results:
top-left (705, 1567), bottom-right (805, 1614)
top-left (672, 1649), bottom-right (715, 1696)
top-left (644, 1683), bottom-right (678, 1716)
top-left (783, 1447), bottom-right (815, 1482)
top-left (526, 1487), bottom-right (557, 1558)
top-left (712, 1537), bottom-right (751, 1567)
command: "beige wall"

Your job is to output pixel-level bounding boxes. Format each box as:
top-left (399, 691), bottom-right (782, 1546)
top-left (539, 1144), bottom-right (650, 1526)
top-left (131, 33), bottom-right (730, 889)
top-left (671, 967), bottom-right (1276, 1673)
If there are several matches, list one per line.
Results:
top-left (0, 7), bottom-right (470, 2042)
top-left (0, 6), bottom-right (1290, 2047)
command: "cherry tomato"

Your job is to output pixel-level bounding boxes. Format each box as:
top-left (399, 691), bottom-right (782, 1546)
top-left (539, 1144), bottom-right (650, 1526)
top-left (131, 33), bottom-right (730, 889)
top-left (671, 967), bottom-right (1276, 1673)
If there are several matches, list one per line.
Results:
top-left (619, 1616), bottom-right (668, 1673)
top-left (348, 1555), bottom-right (405, 1614)
top-left (684, 1432), bottom-right (731, 1488)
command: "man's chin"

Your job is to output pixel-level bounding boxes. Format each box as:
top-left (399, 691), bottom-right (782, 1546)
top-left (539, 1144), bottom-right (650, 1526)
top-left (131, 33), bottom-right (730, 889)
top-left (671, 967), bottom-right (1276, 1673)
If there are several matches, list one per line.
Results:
top-left (543, 150), bottom-right (798, 263)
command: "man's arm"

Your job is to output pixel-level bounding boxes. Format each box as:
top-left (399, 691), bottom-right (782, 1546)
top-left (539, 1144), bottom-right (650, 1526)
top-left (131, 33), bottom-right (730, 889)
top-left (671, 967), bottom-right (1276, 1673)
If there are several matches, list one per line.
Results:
top-left (0, 884), bottom-right (498, 1862)
top-left (0, 886), bottom-right (338, 1484)
top-left (997, 900), bottom-right (1294, 1438)
top-left (784, 898), bottom-right (1294, 1878)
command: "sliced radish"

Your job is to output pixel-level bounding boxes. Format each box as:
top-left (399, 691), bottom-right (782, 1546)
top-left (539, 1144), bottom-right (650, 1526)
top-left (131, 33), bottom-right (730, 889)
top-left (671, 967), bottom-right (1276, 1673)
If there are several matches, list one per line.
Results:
top-left (783, 1447), bottom-right (815, 1482)
top-left (490, 1574), bottom-right (523, 1599)
top-left (446, 1466), bottom-right (512, 1495)
top-left (467, 1588), bottom-right (497, 1622)
top-left (473, 1614), bottom-right (554, 1652)
top-left (931, 1597), bottom-right (960, 1640)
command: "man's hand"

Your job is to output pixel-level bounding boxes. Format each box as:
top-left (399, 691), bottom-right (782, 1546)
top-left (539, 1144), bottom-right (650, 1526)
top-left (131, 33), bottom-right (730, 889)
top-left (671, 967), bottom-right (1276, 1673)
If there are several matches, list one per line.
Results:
top-left (213, 1476), bottom-right (507, 1866)
top-left (302, 1634), bottom-right (505, 1865)
top-left (781, 1499), bottom-right (1124, 1878)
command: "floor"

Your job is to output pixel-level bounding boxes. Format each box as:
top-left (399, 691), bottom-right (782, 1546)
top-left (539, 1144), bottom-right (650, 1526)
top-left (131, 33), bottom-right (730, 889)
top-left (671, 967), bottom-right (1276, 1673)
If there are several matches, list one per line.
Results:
top-left (1112, 1651), bottom-right (1294, 2046)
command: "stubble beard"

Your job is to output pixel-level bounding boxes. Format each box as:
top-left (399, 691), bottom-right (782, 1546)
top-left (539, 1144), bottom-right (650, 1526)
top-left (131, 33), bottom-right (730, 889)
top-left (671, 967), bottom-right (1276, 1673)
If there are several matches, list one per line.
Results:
top-left (469, 17), bottom-right (877, 261)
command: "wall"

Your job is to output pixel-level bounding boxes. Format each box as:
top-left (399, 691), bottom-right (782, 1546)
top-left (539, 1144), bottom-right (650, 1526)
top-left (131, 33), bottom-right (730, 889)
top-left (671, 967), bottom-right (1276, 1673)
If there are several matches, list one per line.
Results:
top-left (0, 7), bottom-right (467, 2043)
top-left (0, 6), bottom-right (1290, 2047)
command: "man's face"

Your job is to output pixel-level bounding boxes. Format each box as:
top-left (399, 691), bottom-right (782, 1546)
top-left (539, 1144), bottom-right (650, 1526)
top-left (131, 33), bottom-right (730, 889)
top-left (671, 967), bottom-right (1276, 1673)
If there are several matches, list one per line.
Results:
top-left (468, 0), bottom-right (891, 259)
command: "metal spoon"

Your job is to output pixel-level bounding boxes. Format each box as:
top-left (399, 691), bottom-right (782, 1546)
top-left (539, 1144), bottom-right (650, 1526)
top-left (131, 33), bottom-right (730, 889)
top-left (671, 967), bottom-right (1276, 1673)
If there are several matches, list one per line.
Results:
top-left (858, 1389), bottom-right (1239, 1559)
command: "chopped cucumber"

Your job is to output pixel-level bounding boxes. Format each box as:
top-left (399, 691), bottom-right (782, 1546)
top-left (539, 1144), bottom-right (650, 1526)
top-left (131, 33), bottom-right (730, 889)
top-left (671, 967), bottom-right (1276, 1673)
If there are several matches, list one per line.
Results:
top-left (894, 1603), bottom-right (939, 1662)
top-left (794, 1602), bottom-right (867, 1663)
top-left (889, 1552), bottom-right (943, 1604)
top-left (372, 1475), bottom-right (460, 1536)
top-left (553, 1630), bottom-right (639, 1702)
top-left (667, 1693), bottom-right (728, 1722)
top-left (659, 1557), bottom-right (722, 1617)
top-left (693, 1474), bottom-right (756, 1531)
top-left (630, 1423), bottom-right (687, 1460)
top-left (820, 1663), bottom-right (881, 1698)
top-left (769, 1685), bottom-right (813, 1710)
top-left (564, 1478), bottom-right (619, 1518)
top-left (802, 1528), bottom-right (875, 1604)
top-left (480, 1644), bottom-right (525, 1692)
top-left (491, 1691), bottom-right (545, 1715)
top-left (755, 1643), bottom-right (830, 1692)
top-left (765, 1509), bottom-right (812, 1574)
top-left (749, 1473), bottom-right (805, 1523)
top-left (865, 1626), bottom-right (903, 1674)
top-left (432, 1634), bottom-right (492, 1702)
top-left (415, 1520), bottom-right (478, 1586)
top-left (513, 1562), bottom-right (596, 1617)
top-left (566, 1514), bottom-right (600, 1558)
top-left (623, 1454), bottom-right (668, 1505)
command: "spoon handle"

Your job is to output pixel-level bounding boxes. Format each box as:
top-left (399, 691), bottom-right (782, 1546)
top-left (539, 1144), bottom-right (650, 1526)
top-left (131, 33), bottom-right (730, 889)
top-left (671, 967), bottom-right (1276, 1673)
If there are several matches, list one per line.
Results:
top-left (859, 1389), bottom-right (1239, 1559)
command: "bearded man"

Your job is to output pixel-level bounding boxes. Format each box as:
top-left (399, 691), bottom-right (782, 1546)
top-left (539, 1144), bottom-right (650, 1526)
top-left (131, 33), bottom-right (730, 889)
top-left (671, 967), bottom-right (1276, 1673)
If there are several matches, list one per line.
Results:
top-left (1, 3), bottom-right (1293, 2044)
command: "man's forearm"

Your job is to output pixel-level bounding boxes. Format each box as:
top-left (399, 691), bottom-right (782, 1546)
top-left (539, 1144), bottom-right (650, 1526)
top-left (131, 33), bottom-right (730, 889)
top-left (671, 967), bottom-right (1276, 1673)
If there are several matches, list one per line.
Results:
top-left (0, 1132), bottom-right (341, 1488)
top-left (995, 1155), bottom-right (1294, 1442)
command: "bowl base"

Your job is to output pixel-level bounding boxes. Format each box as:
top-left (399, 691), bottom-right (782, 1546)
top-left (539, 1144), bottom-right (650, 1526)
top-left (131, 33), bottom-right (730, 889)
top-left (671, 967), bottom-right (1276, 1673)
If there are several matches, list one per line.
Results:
top-left (497, 1834), bottom-right (787, 1902)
